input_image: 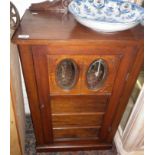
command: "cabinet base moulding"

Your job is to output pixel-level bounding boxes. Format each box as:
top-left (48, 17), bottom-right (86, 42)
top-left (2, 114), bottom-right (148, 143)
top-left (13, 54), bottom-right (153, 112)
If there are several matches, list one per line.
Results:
top-left (36, 141), bottom-right (112, 152)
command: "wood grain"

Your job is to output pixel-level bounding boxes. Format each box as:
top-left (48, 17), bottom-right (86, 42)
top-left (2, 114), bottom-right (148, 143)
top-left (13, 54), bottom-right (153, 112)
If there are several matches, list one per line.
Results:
top-left (51, 95), bottom-right (109, 114)
top-left (53, 127), bottom-right (99, 139)
top-left (52, 114), bottom-right (104, 127)
top-left (32, 48), bottom-right (53, 143)
top-left (12, 10), bottom-right (144, 45)
top-left (36, 140), bottom-right (112, 152)
top-left (18, 45), bottom-right (44, 144)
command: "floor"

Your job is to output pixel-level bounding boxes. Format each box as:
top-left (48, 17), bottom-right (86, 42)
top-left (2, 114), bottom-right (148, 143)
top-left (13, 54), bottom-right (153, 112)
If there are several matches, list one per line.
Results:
top-left (25, 115), bottom-right (117, 155)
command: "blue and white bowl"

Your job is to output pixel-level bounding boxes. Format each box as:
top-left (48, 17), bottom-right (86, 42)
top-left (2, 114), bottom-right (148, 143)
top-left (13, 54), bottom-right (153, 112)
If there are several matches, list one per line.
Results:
top-left (68, 0), bottom-right (144, 33)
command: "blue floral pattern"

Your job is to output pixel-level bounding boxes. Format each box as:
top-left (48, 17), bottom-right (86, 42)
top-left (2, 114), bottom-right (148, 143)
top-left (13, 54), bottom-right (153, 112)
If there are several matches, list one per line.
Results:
top-left (68, 0), bottom-right (144, 23)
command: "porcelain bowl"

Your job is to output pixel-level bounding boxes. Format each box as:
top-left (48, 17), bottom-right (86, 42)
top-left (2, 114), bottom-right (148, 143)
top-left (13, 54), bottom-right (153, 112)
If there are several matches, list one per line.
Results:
top-left (68, 0), bottom-right (144, 33)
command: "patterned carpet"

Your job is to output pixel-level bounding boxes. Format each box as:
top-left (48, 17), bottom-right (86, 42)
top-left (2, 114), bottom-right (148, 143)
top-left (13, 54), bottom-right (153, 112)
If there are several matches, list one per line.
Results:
top-left (25, 115), bottom-right (117, 155)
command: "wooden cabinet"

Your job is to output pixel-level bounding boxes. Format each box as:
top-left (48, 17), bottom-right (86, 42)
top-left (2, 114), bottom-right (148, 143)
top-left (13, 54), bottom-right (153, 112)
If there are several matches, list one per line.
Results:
top-left (12, 10), bottom-right (144, 152)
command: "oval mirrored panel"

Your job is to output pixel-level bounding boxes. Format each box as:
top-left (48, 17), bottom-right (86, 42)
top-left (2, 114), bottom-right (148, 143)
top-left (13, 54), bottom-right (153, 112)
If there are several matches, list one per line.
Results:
top-left (87, 59), bottom-right (108, 90)
top-left (56, 59), bottom-right (79, 90)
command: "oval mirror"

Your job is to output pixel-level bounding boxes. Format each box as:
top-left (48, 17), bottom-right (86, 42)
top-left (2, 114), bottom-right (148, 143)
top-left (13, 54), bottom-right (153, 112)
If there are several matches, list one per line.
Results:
top-left (56, 59), bottom-right (79, 90)
top-left (87, 59), bottom-right (108, 90)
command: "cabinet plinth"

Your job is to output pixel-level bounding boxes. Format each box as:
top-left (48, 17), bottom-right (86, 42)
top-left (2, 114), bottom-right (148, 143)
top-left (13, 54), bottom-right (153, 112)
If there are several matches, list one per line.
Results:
top-left (12, 10), bottom-right (144, 152)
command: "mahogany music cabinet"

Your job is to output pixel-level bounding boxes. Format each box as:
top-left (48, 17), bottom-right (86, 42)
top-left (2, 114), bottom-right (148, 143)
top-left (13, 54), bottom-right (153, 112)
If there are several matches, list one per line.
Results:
top-left (12, 9), bottom-right (144, 152)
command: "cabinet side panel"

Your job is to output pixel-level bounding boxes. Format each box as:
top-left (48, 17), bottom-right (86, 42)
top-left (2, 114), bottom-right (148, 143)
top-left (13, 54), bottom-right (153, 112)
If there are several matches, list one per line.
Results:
top-left (107, 46), bottom-right (144, 142)
top-left (18, 45), bottom-right (44, 144)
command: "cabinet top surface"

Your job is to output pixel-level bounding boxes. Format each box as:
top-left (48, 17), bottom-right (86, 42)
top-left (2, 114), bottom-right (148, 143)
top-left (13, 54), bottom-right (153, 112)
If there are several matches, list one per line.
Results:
top-left (12, 10), bottom-right (144, 44)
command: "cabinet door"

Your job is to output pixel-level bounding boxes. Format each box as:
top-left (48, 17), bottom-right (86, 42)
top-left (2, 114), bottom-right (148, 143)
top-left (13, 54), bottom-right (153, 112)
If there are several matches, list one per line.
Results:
top-left (31, 45), bottom-right (136, 145)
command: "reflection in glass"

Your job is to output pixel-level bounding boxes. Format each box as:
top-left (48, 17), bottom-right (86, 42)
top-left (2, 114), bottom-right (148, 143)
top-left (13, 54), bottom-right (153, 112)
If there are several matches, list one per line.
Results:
top-left (87, 59), bottom-right (108, 90)
top-left (56, 59), bottom-right (78, 90)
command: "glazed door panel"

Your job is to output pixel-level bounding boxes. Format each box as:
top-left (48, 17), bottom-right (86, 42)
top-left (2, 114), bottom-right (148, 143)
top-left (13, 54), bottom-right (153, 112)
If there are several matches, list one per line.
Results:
top-left (82, 55), bottom-right (121, 95)
top-left (48, 55), bottom-right (121, 95)
top-left (48, 55), bottom-right (82, 95)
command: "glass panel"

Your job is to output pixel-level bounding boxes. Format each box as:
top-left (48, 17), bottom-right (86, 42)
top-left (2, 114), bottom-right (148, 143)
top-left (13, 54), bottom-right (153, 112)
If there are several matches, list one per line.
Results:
top-left (56, 59), bottom-right (78, 90)
top-left (87, 59), bottom-right (108, 90)
top-left (120, 68), bottom-right (144, 130)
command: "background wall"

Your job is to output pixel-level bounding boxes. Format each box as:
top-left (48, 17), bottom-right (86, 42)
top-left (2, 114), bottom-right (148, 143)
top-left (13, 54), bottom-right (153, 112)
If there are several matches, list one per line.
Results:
top-left (11, 0), bottom-right (49, 16)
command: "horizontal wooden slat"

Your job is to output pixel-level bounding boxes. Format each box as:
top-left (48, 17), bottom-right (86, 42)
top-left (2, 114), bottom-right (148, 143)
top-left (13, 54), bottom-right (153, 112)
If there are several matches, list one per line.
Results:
top-left (53, 126), bottom-right (101, 130)
top-left (51, 95), bottom-right (109, 114)
top-left (52, 112), bottom-right (104, 116)
top-left (53, 127), bottom-right (99, 140)
top-left (52, 114), bottom-right (104, 127)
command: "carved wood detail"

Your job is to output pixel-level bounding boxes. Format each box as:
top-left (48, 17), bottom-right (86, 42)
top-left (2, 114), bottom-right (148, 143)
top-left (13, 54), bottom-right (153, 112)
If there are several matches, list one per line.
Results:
top-left (29, 0), bottom-right (72, 13)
